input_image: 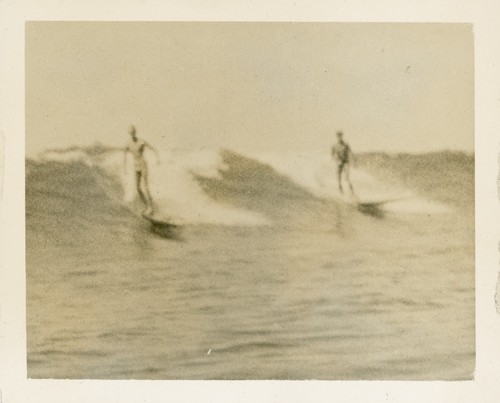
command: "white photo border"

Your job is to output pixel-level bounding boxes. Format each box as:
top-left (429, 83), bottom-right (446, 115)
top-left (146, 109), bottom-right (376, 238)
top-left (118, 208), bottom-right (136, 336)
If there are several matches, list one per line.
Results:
top-left (1, 0), bottom-right (499, 402)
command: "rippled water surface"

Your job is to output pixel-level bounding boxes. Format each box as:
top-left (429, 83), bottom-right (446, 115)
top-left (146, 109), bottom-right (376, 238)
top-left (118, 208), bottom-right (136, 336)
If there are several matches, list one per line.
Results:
top-left (26, 149), bottom-right (474, 379)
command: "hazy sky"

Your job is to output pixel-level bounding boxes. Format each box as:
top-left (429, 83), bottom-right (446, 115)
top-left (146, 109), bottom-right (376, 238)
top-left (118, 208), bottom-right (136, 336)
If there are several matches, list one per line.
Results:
top-left (26, 22), bottom-right (473, 155)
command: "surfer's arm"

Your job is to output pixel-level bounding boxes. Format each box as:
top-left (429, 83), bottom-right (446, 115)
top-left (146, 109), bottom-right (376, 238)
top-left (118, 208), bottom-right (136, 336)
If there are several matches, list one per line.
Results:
top-left (123, 147), bottom-right (129, 173)
top-left (349, 147), bottom-right (356, 166)
top-left (331, 146), bottom-right (337, 161)
top-left (145, 142), bottom-right (161, 164)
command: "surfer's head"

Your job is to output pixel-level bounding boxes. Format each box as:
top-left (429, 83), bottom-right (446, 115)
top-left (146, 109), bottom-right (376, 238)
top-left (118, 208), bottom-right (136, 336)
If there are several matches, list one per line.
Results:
top-left (336, 131), bottom-right (344, 141)
top-left (129, 125), bottom-right (137, 141)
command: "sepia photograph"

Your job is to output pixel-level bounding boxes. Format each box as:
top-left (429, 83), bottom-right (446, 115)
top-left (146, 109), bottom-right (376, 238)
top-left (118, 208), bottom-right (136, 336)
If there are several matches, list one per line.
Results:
top-left (25, 22), bottom-right (474, 380)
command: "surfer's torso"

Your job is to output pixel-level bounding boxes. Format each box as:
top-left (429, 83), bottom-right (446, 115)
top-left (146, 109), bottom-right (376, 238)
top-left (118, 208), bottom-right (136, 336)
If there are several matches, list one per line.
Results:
top-left (127, 140), bottom-right (147, 172)
top-left (332, 141), bottom-right (351, 165)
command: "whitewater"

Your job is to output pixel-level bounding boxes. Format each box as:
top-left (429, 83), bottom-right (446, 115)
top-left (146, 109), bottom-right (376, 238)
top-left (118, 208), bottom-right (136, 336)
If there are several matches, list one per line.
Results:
top-left (35, 145), bottom-right (450, 225)
top-left (26, 146), bottom-right (474, 380)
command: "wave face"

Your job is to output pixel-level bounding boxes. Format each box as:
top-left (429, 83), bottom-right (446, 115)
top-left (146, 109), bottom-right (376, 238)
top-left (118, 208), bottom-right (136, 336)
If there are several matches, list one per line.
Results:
top-left (27, 146), bottom-right (270, 228)
top-left (26, 145), bottom-right (474, 380)
top-left (27, 146), bottom-right (473, 230)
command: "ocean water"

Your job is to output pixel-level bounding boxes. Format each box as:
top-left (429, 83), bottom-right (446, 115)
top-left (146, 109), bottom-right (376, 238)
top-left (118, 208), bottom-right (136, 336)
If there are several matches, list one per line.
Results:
top-left (26, 146), bottom-right (474, 380)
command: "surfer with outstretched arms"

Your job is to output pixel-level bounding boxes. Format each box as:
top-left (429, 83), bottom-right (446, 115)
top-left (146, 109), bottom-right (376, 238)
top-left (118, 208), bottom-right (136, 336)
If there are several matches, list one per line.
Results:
top-left (331, 130), bottom-right (355, 195)
top-left (123, 125), bottom-right (160, 214)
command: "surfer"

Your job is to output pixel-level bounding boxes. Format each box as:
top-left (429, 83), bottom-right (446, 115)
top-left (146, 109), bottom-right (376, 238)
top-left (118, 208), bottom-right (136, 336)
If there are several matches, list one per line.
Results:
top-left (123, 125), bottom-right (160, 214)
top-left (331, 130), bottom-right (355, 195)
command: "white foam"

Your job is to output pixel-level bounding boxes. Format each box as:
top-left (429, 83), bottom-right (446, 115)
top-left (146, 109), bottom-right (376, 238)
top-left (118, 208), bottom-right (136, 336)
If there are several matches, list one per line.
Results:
top-left (249, 150), bottom-right (450, 215)
top-left (36, 146), bottom-right (451, 219)
top-left (101, 149), bottom-right (269, 226)
top-left (38, 150), bottom-right (92, 165)
top-left (381, 198), bottom-right (450, 214)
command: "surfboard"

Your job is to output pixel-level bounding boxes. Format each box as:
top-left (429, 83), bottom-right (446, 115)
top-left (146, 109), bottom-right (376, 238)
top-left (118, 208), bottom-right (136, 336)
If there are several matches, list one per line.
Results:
top-left (143, 214), bottom-right (182, 241)
top-left (336, 197), bottom-right (393, 218)
top-left (339, 195), bottom-right (406, 208)
top-left (356, 198), bottom-right (403, 208)
top-left (337, 196), bottom-right (408, 218)
top-left (141, 212), bottom-right (182, 239)
top-left (141, 212), bottom-right (180, 228)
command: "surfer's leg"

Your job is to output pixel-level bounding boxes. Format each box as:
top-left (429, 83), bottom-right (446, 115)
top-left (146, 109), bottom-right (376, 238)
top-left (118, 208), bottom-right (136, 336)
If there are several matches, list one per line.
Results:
top-left (344, 163), bottom-right (355, 194)
top-left (142, 167), bottom-right (154, 212)
top-left (337, 163), bottom-right (344, 193)
top-left (135, 171), bottom-right (148, 205)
